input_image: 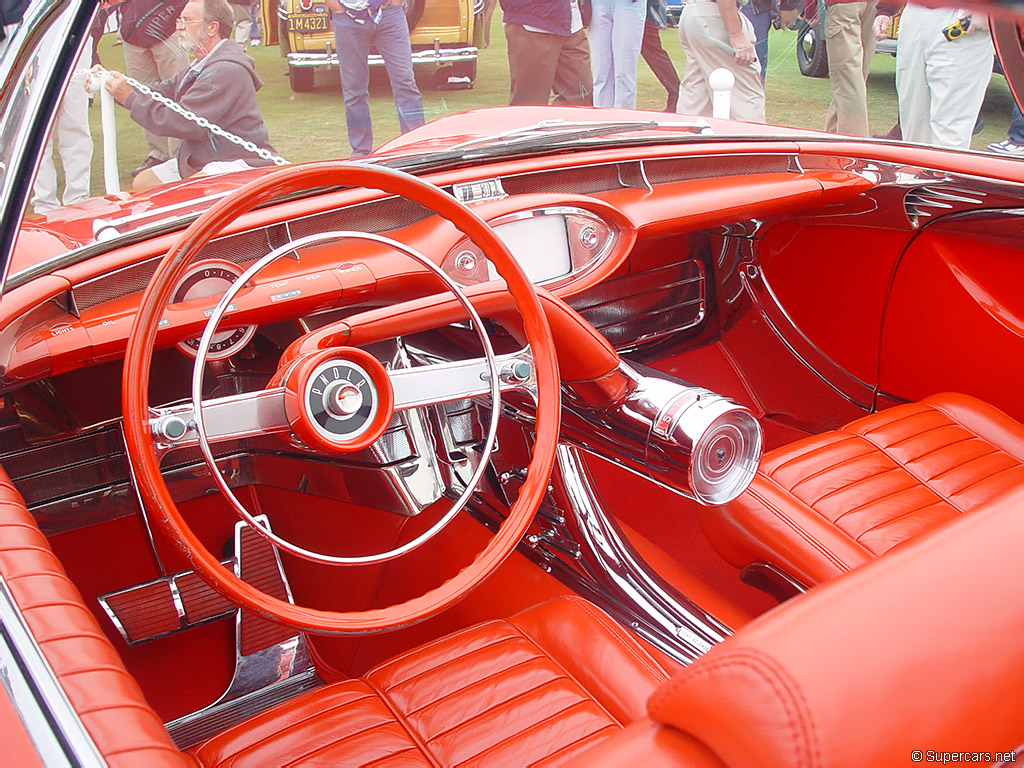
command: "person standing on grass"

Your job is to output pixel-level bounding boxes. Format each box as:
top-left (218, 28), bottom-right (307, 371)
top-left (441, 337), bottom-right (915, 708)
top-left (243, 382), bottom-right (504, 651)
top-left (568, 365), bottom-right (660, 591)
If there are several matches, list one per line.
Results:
top-left (326, 0), bottom-right (424, 158)
top-left (677, 0), bottom-right (765, 122)
top-left (822, 0), bottom-right (881, 136)
top-left (640, 0), bottom-right (680, 112)
top-left (590, 0), bottom-right (646, 108)
top-left (502, 0), bottom-right (593, 105)
top-left (886, 4), bottom-right (993, 149)
top-left (988, 105), bottom-right (1024, 156)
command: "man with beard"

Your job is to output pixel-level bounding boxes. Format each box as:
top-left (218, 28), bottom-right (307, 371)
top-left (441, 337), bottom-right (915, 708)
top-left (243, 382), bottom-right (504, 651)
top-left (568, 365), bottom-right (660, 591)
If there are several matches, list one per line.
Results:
top-left (91, 0), bottom-right (277, 189)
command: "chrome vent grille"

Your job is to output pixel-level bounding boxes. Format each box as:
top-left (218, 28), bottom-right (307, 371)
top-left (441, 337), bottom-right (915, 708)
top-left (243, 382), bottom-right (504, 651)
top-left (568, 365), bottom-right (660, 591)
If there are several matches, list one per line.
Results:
top-left (904, 185), bottom-right (986, 227)
top-left (502, 165), bottom-right (625, 195)
top-left (567, 259), bottom-right (706, 351)
top-left (2, 423), bottom-right (128, 508)
top-left (286, 196), bottom-right (431, 239)
top-left (644, 154), bottom-right (790, 183)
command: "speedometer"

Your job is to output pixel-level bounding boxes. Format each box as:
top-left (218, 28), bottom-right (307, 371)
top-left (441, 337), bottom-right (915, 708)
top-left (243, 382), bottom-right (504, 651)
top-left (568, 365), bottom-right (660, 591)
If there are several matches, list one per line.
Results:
top-left (172, 260), bottom-right (257, 360)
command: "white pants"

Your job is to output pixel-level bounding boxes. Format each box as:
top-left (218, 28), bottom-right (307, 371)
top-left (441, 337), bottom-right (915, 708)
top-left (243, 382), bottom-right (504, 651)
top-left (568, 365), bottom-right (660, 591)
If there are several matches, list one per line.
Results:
top-left (896, 4), bottom-right (993, 149)
top-left (32, 46), bottom-right (92, 213)
top-left (589, 0), bottom-right (646, 108)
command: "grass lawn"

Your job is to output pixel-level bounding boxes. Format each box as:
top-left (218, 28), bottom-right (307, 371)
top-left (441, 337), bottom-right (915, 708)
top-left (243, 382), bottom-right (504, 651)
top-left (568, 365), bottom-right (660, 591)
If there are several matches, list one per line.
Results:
top-left (88, 19), bottom-right (1016, 191)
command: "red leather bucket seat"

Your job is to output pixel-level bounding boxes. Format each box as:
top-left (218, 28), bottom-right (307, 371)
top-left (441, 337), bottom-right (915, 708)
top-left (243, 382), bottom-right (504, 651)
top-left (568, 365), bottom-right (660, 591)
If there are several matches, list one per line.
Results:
top-left (701, 393), bottom-right (1024, 586)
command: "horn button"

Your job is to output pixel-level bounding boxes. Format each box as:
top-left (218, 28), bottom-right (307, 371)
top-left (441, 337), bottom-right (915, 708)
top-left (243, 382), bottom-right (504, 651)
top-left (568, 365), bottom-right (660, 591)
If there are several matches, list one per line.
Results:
top-left (284, 348), bottom-right (395, 453)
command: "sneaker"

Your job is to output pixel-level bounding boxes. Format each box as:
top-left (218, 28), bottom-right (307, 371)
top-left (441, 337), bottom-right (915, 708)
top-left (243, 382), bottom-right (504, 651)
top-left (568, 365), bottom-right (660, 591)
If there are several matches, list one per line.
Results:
top-left (987, 139), bottom-right (1024, 156)
top-left (131, 155), bottom-right (165, 178)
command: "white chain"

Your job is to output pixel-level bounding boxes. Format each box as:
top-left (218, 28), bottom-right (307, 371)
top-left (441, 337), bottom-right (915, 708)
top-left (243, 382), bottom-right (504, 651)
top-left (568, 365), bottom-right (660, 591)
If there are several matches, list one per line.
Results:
top-left (125, 75), bottom-right (289, 166)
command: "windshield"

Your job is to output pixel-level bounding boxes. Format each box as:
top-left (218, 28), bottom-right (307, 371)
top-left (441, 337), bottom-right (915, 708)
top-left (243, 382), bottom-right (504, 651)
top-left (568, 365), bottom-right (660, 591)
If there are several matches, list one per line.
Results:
top-left (1, 0), bottom-right (1021, 290)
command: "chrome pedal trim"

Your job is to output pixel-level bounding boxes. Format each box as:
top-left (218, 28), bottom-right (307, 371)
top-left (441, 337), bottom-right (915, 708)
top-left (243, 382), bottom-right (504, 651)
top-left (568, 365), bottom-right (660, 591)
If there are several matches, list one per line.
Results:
top-left (165, 515), bottom-right (318, 749)
top-left (165, 666), bottom-right (322, 750)
top-left (98, 559), bottom-right (235, 646)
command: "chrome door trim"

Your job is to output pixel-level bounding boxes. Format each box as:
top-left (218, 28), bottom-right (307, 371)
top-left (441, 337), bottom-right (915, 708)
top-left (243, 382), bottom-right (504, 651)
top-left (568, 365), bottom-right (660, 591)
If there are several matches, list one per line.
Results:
top-left (0, 575), bottom-right (105, 767)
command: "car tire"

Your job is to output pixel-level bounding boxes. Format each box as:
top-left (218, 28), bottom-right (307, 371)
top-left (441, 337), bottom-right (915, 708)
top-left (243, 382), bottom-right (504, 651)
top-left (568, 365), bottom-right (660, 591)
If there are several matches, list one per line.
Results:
top-left (289, 65), bottom-right (315, 93)
top-left (796, 19), bottom-right (829, 78)
top-left (406, 0), bottom-right (425, 31)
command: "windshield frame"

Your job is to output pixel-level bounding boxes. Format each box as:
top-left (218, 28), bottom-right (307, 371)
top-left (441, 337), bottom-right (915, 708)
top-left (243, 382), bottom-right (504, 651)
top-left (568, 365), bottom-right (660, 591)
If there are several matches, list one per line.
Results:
top-left (0, 0), bottom-right (96, 296)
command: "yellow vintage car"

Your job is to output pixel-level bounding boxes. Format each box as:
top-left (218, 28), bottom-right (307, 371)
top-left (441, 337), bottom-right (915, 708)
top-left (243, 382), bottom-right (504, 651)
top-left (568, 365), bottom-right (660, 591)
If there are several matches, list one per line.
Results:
top-left (264, 0), bottom-right (480, 92)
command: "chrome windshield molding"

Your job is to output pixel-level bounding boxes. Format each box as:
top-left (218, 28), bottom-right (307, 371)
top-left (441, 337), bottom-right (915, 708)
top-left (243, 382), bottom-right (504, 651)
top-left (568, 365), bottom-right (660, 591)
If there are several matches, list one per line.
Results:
top-left (0, 0), bottom-right (93, 293)
top-left (0, 576), bottom-right (105, 767)
top-left (550, 445), bottom-right (733, 663)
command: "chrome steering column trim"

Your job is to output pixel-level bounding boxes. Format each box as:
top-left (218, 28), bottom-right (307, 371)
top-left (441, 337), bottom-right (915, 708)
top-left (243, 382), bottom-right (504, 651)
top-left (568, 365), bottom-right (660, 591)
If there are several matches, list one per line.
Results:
top-left (0, 575), bottom-right (105, 767)
top-left (552, 445), bottom-right (732, 663)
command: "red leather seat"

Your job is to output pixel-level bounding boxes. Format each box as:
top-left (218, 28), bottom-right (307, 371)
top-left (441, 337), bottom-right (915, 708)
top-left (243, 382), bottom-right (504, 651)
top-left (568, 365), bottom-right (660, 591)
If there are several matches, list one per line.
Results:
top-left (702, 393), bottom-right (1024, 586)
top-left (191, 596), bottom-right (676, 767)
top-left (577, 487), bottom-right (1024, 768)
top-left (0, 459), bottom-right (691, 767)
top-left (0, 469), bottom-right (190, 768)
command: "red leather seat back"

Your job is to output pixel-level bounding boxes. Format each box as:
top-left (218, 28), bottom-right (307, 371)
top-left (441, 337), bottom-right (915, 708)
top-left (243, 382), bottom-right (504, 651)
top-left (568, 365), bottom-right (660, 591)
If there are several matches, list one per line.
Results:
top-left (0, 468), bottom-right (191, 767)
top-left (705, 393), bottom-right (1024, 585)
top-left (650, 487), bottom-right (1024, 768)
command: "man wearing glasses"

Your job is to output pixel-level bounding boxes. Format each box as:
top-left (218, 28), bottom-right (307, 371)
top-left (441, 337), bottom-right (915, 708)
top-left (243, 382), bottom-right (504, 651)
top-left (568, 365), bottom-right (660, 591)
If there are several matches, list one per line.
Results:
top-left (90, 0), bottom-right (277, 189)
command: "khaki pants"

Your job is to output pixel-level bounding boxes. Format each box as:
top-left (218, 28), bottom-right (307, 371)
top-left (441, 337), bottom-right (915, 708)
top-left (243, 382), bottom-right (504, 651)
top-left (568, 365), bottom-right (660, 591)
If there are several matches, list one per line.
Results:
top-left (824, 1), bottom-right (876, 137)
top-left (677, 1), bottom-right (765, 123)
top-left (121, 37), bottom-right (189, 161)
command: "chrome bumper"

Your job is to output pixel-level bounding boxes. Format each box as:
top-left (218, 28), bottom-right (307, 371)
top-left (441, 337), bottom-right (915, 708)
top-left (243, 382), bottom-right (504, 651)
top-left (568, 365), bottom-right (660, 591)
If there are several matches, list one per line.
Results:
top-left (287, 46), bottom-right (477, 69)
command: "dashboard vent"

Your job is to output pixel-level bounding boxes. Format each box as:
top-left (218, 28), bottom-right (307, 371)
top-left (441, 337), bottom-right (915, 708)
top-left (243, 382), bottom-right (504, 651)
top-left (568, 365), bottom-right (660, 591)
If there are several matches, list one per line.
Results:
top-left (567, 259), bottom-right (706, 352)
top-left (502, 165), bottom-right (625, 196)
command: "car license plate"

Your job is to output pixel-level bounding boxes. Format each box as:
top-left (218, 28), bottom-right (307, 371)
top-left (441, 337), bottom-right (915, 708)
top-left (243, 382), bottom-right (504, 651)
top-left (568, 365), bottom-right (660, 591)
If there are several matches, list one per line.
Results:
top-left (289, 13), bottom-right (329, 33)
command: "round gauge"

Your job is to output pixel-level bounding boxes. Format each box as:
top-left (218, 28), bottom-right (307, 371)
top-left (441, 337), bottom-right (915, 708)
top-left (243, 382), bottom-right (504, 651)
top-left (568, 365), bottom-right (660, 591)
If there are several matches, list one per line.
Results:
top-left (172, 260), bottom-right (257, 360)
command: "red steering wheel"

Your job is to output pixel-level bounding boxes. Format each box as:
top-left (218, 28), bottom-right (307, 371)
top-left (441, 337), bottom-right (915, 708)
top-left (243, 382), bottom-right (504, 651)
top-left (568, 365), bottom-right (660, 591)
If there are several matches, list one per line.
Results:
top-left (123, 162), bottom-right (561, 634)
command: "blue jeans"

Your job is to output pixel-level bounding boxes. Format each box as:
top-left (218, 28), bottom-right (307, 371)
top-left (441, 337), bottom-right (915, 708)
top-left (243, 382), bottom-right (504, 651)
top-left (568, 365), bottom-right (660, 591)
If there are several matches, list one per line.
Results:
top-left (332, 5), bottom-right (424, 157)
top-left (741, 4), bottom-right (771, 85)
top-left (1009, 104), bottom-right (1024, 144)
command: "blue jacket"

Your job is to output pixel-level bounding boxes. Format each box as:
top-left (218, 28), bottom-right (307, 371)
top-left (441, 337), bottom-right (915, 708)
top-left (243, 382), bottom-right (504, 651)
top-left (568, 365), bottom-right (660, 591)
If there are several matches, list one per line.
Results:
top-left (500, 0), bottom-right (574, 36)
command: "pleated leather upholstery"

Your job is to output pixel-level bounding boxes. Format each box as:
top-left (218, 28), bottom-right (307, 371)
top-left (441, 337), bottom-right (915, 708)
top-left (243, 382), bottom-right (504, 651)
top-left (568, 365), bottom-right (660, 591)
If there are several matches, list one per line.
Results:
top-left (0, 469), bottom-right (192, 767)
top-left (192, 596), bottom-right (672, 767)
top-left (703, 393), bottom-right (1024, 585)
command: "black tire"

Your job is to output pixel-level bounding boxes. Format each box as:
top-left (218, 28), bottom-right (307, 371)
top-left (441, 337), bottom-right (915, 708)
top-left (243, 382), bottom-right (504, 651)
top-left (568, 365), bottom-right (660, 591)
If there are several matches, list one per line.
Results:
top-left (796, 19), bottom-right (829, 78)
top-left (289, 65), bottom-right (315, 93)
top-left (405, 0), bottom-right (425, 31)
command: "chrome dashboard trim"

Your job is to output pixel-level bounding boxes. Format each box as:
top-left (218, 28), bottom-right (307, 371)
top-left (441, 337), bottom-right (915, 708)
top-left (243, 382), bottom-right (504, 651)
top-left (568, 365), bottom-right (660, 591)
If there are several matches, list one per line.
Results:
top-left (0, 575), bottom-right (105, 767)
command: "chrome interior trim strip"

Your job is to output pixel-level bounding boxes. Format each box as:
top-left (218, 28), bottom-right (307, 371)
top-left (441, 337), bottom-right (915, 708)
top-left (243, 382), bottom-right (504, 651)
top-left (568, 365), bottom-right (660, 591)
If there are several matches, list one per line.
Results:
top-left (739, 262), bottom-right (876, 409)
top-left (547, 445), bottom-right (733, 663)
top-left (120, 422), bottom-right (167, 575)
top-left (0, 575), bottom-right (105, 767)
